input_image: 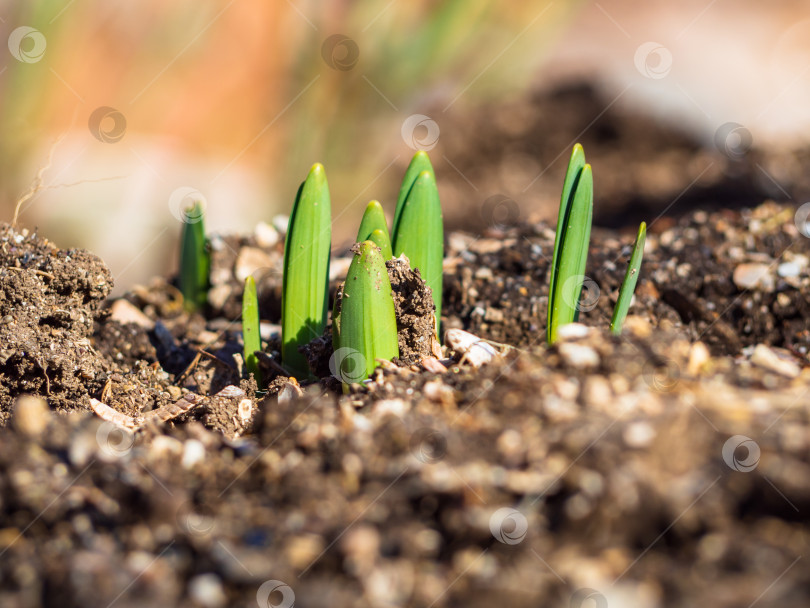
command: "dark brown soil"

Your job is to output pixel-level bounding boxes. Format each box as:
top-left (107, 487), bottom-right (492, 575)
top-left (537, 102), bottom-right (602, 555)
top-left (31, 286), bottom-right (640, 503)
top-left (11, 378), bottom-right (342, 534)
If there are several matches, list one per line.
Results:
top-left (0, 225), bottom-right (113, 424)
top-left (386, 256), bottom-right (442, 365)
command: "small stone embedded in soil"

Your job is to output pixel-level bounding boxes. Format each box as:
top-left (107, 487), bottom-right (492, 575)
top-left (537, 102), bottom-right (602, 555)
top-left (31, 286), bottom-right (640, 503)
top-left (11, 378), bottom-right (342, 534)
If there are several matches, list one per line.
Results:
top-left (188, 574), bottom-right (227, 608)
top-left (623, 421), bottom-right (657, 447)
top-left (558, 342), bottom-right (600, 370)
top-left (253, 221), bottom-right (280, 248)
top-left (777, 261), bottom-right (801, 278)
top-left (749, 344), bottom-right (800, 378)
top-left (109, 299), bottom-right (154, 329)
top-left (445, 328), bottom-right (498, 367)
top-left (12, 394), bottom-right (50, 438)
top-left (733, 263), bottom-right (774, 291)
top-left (235, 247), bottom-right (275, 282)
top-left (555, 323), bottom-right (592, 340)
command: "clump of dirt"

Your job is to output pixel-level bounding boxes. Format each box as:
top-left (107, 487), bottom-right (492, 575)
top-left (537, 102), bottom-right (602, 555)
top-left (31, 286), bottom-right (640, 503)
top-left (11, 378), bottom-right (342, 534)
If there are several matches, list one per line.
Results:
top-left (387, 256), bottom-right (442, 365)
top-left (0, 224), bottom-right (113, 422)
top-left (301, 254), bottom-right (441, 378)
top-left (299, 332), bottom-right (334, 379)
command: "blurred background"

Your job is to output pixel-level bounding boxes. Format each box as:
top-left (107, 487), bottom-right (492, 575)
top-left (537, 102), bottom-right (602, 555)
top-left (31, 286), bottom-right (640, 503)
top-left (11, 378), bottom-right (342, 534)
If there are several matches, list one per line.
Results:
top-left (2, 0), bottom-right (810, 291)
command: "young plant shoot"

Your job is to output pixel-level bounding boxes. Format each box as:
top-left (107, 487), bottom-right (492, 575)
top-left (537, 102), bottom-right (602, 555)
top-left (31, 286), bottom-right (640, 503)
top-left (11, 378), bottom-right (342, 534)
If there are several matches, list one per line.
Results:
top-left (610, 222), bottom-right (647, 335)
top-left (281, 163), bottom-right (331, 377)
top-left (369, 229), bottom-right (393, 260)
top-left (392, 151), bottom-right (435, 238)
top-left (333, 240), bottom-right (399, 387)
top-left (391, 154), bottom-right (444, 334)
top-left (547, 144), bottom-right (593, 344)
top-left (178, 201), bottom-right (210, 313)
top-left (357, 200), bottom-right (393, 259)
top-left (242, 275), bottom-right (262, 386)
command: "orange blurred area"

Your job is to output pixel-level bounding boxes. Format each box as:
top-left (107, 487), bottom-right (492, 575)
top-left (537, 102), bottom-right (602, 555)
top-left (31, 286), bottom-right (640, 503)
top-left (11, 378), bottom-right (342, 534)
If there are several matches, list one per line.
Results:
top-left (1, 0), bottom-right (809, 291)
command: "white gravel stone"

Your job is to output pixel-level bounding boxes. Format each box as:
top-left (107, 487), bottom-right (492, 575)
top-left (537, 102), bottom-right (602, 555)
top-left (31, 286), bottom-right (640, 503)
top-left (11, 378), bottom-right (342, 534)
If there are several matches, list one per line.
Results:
top-left (253, 221), bottom-right (279, 247)
top-left (12, 395), bottom-right (50, 438)
top-left (558, 343), bottom-right (600, 370)
top-left (624, 422), bottom-right (657, 448)
top-left (234, 247), bottom-right (274, 282)
top-left (188, 574), bottom-right (227, 608)
top-left (750, 344), bottom-right (800, 378)
top-left (109, 299), bottom-right (154, 330)
top-left (777, 261), bottom-right (801, 278)
top-left (182, 439), bottom-right (206, 469)
top-left (556, 323), bottom-right (591, 340)
top-left (733, 263), bottom-right (774, 291)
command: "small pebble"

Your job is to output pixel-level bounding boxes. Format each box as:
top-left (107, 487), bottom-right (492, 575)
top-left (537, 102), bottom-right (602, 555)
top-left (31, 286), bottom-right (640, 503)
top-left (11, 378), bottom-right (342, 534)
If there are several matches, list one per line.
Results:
top-left (555, 323), bottom-right (591, 340)
top-left (733, 263), bottom-right (774, 291)
top-left (445, 329), bottom-right (497, 367)
top-left (272, 214), bottom-right (289, 235)
top-left (182, 440), bottom-right (206, 469)
top-left (188, 574), bottom-right (227, 608)
top-left (278, 381), bottom-right (303, 404)
top-left (253, 221), bottom-right (279, 248)
top-left (750, 344), bottom-right (800, 378)
top-left (420, 357), bottom-right (447, 374)
top-left (558, 343), bottom-right (600, 370)
top-left (687, 342), bottom-right (711, 376)
top-left (777, 261), bottom-right (800, 278)
top-left (207, 284), bottom-right (232, 310)
top-left (623, 422), bottom-right (656, 448)
top-left (237, 399), bottom-right (253, 424)
top-left (370, 398), bottom-right (409, 420)
top-left (234, 247), bottom-right (274, 282)
top-left (12, 395), bottom-right (50, 438)
top-left (483, 307), bottom-right (504, 322)
top-left (109, 299), bottom-right (154, 330)
top-left (474, 267), bottom-right (493, 281)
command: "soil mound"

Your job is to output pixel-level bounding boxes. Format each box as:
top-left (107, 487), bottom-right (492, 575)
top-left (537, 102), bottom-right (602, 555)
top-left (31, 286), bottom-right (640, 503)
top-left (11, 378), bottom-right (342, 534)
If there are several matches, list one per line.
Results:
top-left (0, 224), bottom-right (113, 422)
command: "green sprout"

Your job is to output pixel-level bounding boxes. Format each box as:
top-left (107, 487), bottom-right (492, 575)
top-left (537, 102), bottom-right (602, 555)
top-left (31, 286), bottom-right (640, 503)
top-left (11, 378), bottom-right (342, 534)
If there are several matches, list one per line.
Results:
top-left (392, 151), bottom-right (434, 237)
top-left (547, 144), bottom-right (593, 344)
top-left (332, 240), bottom-right (399, 387)
top-left (178, 201), bottom-right (210, 313)
top-left (391, 152), bottom-right (444, 334)
top-left (242, 275), bottom-right (263, 386)
top-left (281, 163), bottom-right (331, 377)
top-left (357, 200), bottom-right (393, 259)
top-left (610, 222), bottom-right (647, 335)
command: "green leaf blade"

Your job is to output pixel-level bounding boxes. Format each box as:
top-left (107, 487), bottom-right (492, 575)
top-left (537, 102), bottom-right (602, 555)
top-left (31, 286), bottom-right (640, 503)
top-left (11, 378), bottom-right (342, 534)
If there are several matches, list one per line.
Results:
top-left (369, 229), bottom-right (393, 260)
top-left (391, 169), bottom-right (444, 331)
top-left (281, 163), bottom-right (332, 377)
top-left (335, 241), bottom-right (399, 386)
top-left (610, 221), bottom-right (646, 335)
top-left (393, 151), bottom-right (435, 238)
top-left (178, 201), bottom-right (210, 313)
top-left (357, 200), bottom-right (389, 242)
top-left (547, 145), bottom-right (592, 344)
top-left (242, 275), bottom-right (263, 386)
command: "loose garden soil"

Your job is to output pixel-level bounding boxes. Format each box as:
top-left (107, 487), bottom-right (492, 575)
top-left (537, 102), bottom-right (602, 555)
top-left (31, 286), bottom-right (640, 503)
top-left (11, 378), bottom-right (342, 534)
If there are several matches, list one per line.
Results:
top-left (1, 86), bottom-right (809, 608)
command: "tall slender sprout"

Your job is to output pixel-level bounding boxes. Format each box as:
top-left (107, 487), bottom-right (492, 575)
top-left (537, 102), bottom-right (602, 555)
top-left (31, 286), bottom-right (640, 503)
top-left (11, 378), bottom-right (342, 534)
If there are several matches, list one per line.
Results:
top-left (178, 201), bottom-right (210, 313)
top-left (391, 153), bottom-right (444, 335)
top-left (393, 151), bottom-right (434, 237)
top-left (332, 240), bottom-right (399, 388)
top-left (281, 163), bottom-right (331, 377)
top-left (547, 144), bottom-right (593, 344)
top-left (242, 275), bottom-right (262, 386)
top-left (610, 222), bottom-right (646, 335)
